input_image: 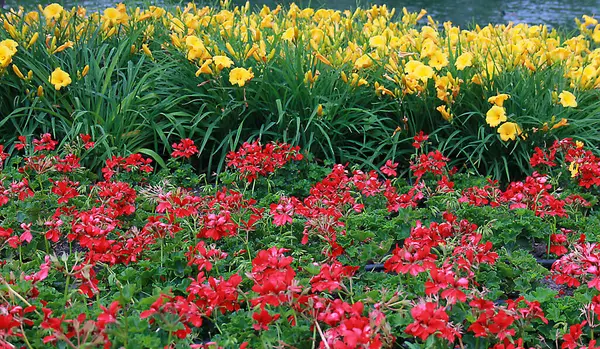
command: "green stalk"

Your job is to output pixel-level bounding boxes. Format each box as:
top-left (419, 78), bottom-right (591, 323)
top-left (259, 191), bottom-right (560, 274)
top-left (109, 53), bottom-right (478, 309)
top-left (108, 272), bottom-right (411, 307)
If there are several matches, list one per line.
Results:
top-left (63, 274), bottom-right (71, 304)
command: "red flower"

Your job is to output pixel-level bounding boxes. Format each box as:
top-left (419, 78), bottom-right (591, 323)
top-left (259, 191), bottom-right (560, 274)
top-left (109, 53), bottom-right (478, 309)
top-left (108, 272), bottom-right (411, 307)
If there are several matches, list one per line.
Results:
top-left (51, 179), bottom-right (80, 204)
top-left (412, 131), bottom-right (429, 149)
top-left (250, 247), bottom-right (297, 307)
top-left (14, 136), bottom-right (27, 151)
top-left (33, 133), bottom-right (58, 152)
top-left (310, 261), bottom-right (358, 293)
top-left (384, 244), bottom-right (436, 276)
top-left (172, 138), bottom-right (199, 158)
top-left (562, 322), bottom-right (586, 349)
top-left (96, 301), bottom-right (121, 331)
top-left (270, 196), bottom-right (300, 226)
top-left (252, 309), bottom-right (280, 331)
top-left (79, 134), bottom-right (95, 149)
top-left (405, 301), bottom-right (459, 342)
top-left (380, 160), bottom-right (398, 177)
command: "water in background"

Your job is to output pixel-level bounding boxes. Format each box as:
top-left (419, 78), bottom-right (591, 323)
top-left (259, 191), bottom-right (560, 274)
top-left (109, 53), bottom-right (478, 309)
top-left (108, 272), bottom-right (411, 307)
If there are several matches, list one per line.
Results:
top-left (2, 0), bottom-right (599, 28)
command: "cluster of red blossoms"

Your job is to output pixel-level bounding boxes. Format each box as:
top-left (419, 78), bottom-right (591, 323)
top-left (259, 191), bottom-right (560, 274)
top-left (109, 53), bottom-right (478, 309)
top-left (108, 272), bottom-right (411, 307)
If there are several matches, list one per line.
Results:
top-left (458, 171), bottom-right (590, 218)
top-left (530, 138), bottom-right (600, 189)
top-left (225, 140), bottom-right (303, 182)
top-left (171, 138), bottom-right (199, 159)
top-left (382, 213), bottom-right (546, 346)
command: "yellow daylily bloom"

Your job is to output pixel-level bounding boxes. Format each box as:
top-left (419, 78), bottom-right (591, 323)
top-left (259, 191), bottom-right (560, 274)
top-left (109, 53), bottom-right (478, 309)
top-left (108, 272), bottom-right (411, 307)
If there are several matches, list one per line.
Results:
top-left (374, 81), bottom-right (395, 97)
top-left (497, 122), bottom-right (522, 141)
top-left (369, 35), bottom-right (386, 49)
top-left (213, 55), bottom-right (234, 70)
top-left (53, 41), bottom-right (74, 54)
top-left (281, 27), bottom-right (297, 42)
top-left (488, 93), bottom-right (510, 107)
top-left (455, 52), bottom-right (473, 70)
top-left (551, 118), bottom-right (569, 130)
top-left (558, 90), bottom-right (577, 107)
top-left (229, 67), bottom-right (254, 86)
top-left (0, 39), bottom-right (18, 55)
top-left (485, 105), bottom-right (507, 127)
top-left (0, 45), bottom-right (14, 68)
top-left (436, 105), bottom-right (453, 122)
top-left (43, 3), bottom-right (63, 20)
top-left (195, 59), bottom-right (213, 76)
top-left (49, 67), bottom-right (72, 90)
top-left (405, 60), bottom-right (434, 82)
top-left (354, 54), bottom-right (373, 69)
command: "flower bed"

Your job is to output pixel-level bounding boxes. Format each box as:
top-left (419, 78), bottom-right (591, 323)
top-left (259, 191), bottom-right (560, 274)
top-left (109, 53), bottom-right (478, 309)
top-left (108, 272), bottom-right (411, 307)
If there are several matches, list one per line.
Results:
top-left (0, 132), bottom-right (598, 348)
top-left (1, 3), bottom-right (600, 179)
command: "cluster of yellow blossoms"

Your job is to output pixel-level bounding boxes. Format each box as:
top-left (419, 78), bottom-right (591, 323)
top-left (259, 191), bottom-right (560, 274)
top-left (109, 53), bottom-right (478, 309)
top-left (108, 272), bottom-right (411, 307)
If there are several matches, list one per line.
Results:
top-left (1, 1), bottom-right (599, 142)
top-left (484, 89), bottom-right (578, 141)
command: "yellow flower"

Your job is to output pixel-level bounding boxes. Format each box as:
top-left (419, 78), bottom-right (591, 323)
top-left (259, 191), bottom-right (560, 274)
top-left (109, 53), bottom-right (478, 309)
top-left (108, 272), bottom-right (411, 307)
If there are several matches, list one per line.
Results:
top-left (405, 60), bottom-right (434, 82)
top-left (282, 27), bottom-right (297, 42)
top-left (551, 118), bottom-right (569, 130)
top-left (12, 64), bottom-right (25, 79)
top-left (374, 81), bottom-right (395, 97)
top-left (340, 71), bottom-right (348, 83)
top-left (316, 104), bottom-right (323, 116)
top-left (349, 73), bottom-right (368, 87)
top-left (25, 32), bottom-right (38, 49)
top-left (487, 93), bottom-right (510, 107)
top-left (369, 35), bottom-right (386, 49)
top-left (436, 105), bottom-right (453, 122)
top-left (304, 70), bottom-right (319, 87)
top-left (103, 8), bottom-right (118, 25)
top-left (195, 59), bottom-right (213, 76)
top-left (558, 90), bottom-right (577, 107)
top-left (310, 28), bottom-right (325, 43)
top-left (186, 36), bottom-right (210, 61)
top-left (80, 65), bottom-right (90, 78)
top-left (229, 67), bottom-right (254, 86)
top-left (314, 52), bottom-right (332, 67)
top-left (569, 162), bottom-right (580, 177)
top-left (455, 52), bottom-right (473, 70)
top-left (141, 44), bottom-right (153, 59)
top-left (354, 54), bottom-right (373, 69)
top-left (49, 67), bottom-right (72, 90)
top-left (43, 3), bottom-right (63, 20)
top-left (497, 122), bottom-right (522, 141)
top-left (53, 41), bottom-right (74, 54)
top-left (0, 45), bottom-right (14, 68)
top-left (576, 140), bottom-right (584, 148)
top-left (485, 106), bottom-right (507, 127)
top-left (213, 55), bottom-right (234, 70)
top-left (428, 50), bottom-right (448, 70)
top-left (1, 39), bottom-right (18, 55)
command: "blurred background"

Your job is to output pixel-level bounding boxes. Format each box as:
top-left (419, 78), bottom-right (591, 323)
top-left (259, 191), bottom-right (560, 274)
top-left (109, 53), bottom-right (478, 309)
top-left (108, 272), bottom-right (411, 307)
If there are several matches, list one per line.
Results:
top-left (1, 0), bottom-right (599, 28)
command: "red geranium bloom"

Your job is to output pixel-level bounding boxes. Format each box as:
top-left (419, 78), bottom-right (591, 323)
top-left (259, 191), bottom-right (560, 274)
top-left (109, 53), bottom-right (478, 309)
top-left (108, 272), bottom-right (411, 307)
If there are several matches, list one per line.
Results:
top-left (252, 309), bottom-right (280, 331)
top-left (172, 138), bottom-right (199, 158)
